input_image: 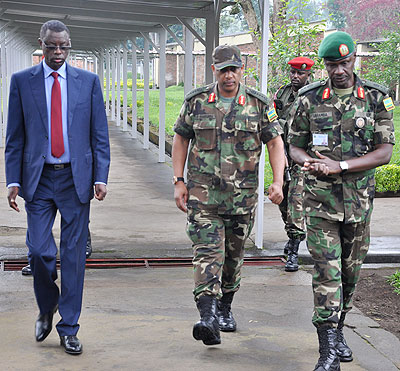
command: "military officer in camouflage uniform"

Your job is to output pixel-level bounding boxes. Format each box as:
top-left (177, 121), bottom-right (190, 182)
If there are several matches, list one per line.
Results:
top-left (273, 56), bottom-right (314, 272)
top-left (289, 32), bottom-right (395, 370)
top-left (172, 45), bottom-right (285, 346)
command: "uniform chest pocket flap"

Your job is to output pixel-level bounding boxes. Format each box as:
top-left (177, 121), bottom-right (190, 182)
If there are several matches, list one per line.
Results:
top-left (193, 115), bottom-right (217, 150)
top-left (234, 119), bottom-right (261, 151)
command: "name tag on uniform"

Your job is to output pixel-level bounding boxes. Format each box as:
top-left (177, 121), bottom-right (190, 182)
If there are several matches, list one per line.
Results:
top-left (312, 133), bottom-right (328, 146)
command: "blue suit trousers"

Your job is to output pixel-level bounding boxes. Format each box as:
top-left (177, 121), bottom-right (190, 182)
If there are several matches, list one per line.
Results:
top-left (25, 166), bottom-right (89, 336)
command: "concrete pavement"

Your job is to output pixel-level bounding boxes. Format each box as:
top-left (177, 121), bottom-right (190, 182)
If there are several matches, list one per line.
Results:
top-left (0, 120), bottom-right (400, 370)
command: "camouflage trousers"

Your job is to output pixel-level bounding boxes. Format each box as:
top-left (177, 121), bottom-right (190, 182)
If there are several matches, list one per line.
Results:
top-left (306, 216), bottom-right (370, 328)
top-left (186, 208), bottom-right (254, 300)
top-left (278, 165), bottom-right (306, 241)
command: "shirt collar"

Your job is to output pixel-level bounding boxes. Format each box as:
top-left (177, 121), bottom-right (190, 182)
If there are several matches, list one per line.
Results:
top-left (42, 59), bottom-right (67, 80)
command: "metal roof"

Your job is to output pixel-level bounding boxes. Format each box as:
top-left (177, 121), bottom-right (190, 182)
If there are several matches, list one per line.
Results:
top-left (0, 0), bottom-right (230, 51)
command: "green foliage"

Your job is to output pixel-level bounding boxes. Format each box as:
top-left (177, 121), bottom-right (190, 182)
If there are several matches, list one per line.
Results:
top-left (244, 0), bottom-right (326, 94)
top-left (375, 165), bottom-right (400, 193)
top-left (363, 19), bottom-right (400, 91)
top-left (387, 271), bottom-right (400, 295)
top-left (104, 78), bottom-right (153, 90)
top-left (268, 0), bottom-right (326, 94)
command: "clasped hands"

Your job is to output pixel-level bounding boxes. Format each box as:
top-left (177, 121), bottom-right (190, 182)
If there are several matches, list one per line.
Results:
top-left (302, 151), bottom-right (342, 176)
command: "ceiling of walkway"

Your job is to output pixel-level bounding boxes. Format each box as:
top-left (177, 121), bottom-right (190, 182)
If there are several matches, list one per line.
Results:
top-left (0, 0), bottom-right (230, 51)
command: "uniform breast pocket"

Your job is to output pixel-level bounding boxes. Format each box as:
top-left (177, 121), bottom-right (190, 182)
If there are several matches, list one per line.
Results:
top-left (193, 115), bottom-right (217, 150)
top-left (234, 119), bottom-right (261, 151)
top-left (354, 116), bottom-right (375, 154)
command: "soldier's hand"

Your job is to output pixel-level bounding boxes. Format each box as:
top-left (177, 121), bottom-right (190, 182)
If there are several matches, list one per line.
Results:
top-left (268, 182), bottom-right (284, 205)
top-left (174, 182), bottom-right (188, 213)
top-left (304, 151), bottom-right (341, 176)
top-left (7, 186), bottom-right (20, 212)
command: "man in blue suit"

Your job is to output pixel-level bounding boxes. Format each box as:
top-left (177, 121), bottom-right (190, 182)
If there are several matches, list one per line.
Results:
top-left (5, 20), bottom-right (110, 355)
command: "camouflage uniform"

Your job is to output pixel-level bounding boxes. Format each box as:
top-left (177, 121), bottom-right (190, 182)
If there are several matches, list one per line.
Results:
top-left (174, 82), bottom-right (282, 300)
top-left (274, 84), bottom-right (306, 241)
top-left (288, 75), bottom-right (395, 327)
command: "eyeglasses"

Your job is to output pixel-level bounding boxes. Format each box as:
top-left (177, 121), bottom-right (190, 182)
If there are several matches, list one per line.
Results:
top-left (41, 41), bottom-right (72, 51)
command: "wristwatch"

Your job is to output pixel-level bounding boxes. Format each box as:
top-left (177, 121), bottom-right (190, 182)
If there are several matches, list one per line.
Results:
top-left (339, 161), bottom-right (349, 174)
top-left (172, 176), bottom-right (185, 185)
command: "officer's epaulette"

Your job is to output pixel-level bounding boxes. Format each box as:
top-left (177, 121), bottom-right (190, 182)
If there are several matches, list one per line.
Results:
top-left (362, 80), bottom-right (389, 95)
top-left (298, 80), bottom-right (324, 96)
top-left (275, 83), bottom-right (291, 99)
top-left (185, 83), bottom-right (215, 101)
top-left (245, 86), bottom-right (269, 105)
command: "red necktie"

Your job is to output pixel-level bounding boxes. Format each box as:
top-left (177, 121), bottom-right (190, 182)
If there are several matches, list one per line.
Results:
top-left (51, 72), bottom-right (64, 158)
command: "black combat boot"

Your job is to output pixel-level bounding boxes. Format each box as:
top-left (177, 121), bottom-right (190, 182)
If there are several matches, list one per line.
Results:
top-left (314, 325), bottom-right (341, 371)
top-left (217, 292), bottom-right (237, 332)
top-left (285, 239), bottom-right (300, 272)
top-left (193, 295), bottom-right (221, 346)
top-left (336, 313), bottom-right (353, 362)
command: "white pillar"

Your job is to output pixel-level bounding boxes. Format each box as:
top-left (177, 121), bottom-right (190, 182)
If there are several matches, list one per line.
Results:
top-left (184, 21), bottom-right (193, 96)
top-left (116, 46), bottom-right (121, 127)
top-left (105, 49), bottom-right (110, 116)
top-left (122, 43), bottom-right (128, 131)
top-left (205, 17), bottom-right (215, 84)
top-left (143, 37), bottom-right (150, 149)
top-left (111, 48), bottom-right (116, 121)
top-left (131, 40), bottom-right (137, 138)
top-left (158, 28), bottom-right (166, 163)
top-left (255, 0), bottom-right (270, 249)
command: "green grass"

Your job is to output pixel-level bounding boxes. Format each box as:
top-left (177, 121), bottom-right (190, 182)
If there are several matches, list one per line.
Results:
top-left (105, 86), bottom-right (400, 188)
top-left (105, 85), bottom-right (184, 136)
top-left (387, 271), bottom-right (400, 295)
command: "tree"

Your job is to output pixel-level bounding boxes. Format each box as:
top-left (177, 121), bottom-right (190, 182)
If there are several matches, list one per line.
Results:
top-left (363, 22), bottom-right (400, 94)
top-left (326, 0), bottom-right (400, 41)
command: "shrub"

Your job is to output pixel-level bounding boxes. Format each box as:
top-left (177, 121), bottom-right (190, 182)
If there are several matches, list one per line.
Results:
top-left (375, 164), bottom-right (400, 193)
top-left (387, 271), bottom-right (400, 295)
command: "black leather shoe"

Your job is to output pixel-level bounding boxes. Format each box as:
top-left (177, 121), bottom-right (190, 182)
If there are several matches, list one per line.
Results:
top-left (21, 264), bottom-right (32, 276)
top-left (60, 335), bottom-right (83, 355)
top-left (86, 230), bottom-right (92, 259)
top-left (35, 305), bottom-right (58, 342)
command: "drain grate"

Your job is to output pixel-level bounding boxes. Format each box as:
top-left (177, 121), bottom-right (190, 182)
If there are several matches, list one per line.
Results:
top-left (1, 256), bottom-right (285, 271)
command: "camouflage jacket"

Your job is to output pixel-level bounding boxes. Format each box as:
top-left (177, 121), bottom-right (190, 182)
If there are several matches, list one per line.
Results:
top-left (274, 83), bottom-right (298, 142)
top-left (174, 82), bottom-right (282, 215)
top-left (288, 74), bottom-right (395, 223)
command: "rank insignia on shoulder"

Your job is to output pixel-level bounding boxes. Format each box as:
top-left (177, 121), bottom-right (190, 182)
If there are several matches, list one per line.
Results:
top-left (238, 95), bottom-right (245, 106)
top-left (322, 88), bottom-right (330, 100)
top-left (208, 92), bottom-right (216, 103)
top-left (267, 108), bottom-right (278, 122)
top-left (357, 86), bottom-right (365, 99)
top-left (383, 97), bottom-right (395, 111)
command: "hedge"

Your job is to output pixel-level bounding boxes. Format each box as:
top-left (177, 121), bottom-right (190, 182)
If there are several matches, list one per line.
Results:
top-left (104, 78), bottom-right (153, 89)
top-left (375, 164), bottom-right (400, 193)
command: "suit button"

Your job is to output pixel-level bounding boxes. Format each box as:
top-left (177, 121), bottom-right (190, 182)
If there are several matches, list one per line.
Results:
top-left (45, 135), bottom-right (48, 139)
top-left (42, 155), bottom-right (46, 159)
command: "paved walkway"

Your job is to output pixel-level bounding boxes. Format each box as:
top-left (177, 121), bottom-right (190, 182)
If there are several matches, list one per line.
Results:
top-left (0, 121), bottom-right (400, 370)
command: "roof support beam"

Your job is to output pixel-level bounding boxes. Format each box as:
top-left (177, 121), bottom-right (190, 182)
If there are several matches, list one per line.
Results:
top-left (178, 17), bottom-right (206, 47)
top-left (161, 24), bottom-right (184, 49)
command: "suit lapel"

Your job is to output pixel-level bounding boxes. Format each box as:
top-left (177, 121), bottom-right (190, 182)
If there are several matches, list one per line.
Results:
top-left (29, 63), bottom-right (48, 133)
top-left (66, 64), bottom-right (82, 129)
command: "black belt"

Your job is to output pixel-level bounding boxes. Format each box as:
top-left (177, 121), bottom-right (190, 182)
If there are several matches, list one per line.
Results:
top-left (44, 163), bottom-right (71, 170)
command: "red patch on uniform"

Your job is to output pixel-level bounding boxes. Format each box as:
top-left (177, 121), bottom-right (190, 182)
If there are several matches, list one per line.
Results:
top-left (322, 88), bottom-right (330, 100)
top-left (238, 95), bottom-right (245, 106)
top-left (357, 86), bottom-right (365, 99)
top-left (208, 92), bottom-right (216, 103)
top-left (274, 101), bottom-right (276, 109)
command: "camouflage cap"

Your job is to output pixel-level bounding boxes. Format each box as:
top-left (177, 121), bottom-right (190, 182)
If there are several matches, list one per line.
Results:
top-left (318, 31), bottom-right (355, 61)
top-left (212, 44), bottom-right (242, 70)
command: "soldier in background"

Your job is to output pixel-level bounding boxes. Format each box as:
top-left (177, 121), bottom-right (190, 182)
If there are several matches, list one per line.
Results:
top-left (273, 57), bottom-right (314, 272)
top-left (172, 44), bottom-right (285, 346)
top-left (289, 31), bottom-right (395, 370)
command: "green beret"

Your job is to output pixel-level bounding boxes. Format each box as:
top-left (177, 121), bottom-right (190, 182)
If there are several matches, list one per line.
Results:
top-left (318, 31), bottom-right (355, 61)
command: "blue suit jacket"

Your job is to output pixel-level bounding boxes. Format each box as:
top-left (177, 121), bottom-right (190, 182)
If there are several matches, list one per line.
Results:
top-left (5, 63), bottom-right (110, 204)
